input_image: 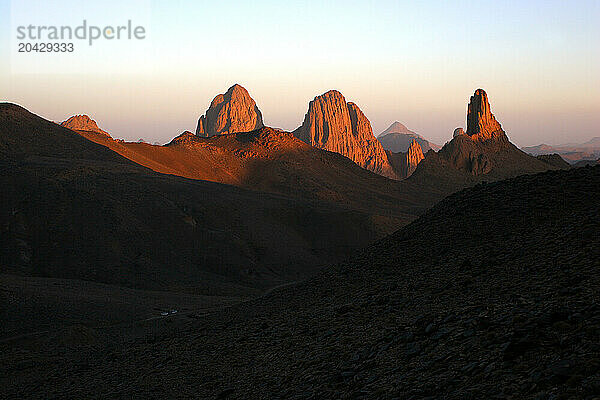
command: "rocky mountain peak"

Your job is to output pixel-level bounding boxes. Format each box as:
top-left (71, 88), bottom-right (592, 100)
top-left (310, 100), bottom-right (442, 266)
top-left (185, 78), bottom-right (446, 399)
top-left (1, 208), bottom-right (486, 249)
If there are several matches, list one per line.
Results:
top-left (168, 131), bottom-right (196, 146)
top-left (466, 89), bottom-right (504, 141)
top-left (294, 90), bottom-right (397, 179)
top-left (380, 121), bottom-right (415, 136)
top-left (61, 115), bottom-right (110, 136)
top-left (196, 84), bottom-right (264, 137)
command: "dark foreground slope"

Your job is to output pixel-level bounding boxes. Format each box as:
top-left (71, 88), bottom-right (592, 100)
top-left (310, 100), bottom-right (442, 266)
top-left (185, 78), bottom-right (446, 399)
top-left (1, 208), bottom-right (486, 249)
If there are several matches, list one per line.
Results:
top-left (0, 103), bottom-right (406, 336)
top-left (2, 165), bottom-right (598, 399)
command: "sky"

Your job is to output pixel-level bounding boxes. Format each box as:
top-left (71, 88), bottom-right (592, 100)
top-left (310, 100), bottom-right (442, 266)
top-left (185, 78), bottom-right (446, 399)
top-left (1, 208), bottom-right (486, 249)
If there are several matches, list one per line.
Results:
top-left (0, 0), bottom-right (598, 147)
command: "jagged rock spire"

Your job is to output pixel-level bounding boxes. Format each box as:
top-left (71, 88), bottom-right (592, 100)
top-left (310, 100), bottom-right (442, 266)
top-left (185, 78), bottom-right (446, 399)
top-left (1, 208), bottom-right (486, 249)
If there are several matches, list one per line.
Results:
top-left (404, 139), bottom-right (424, 177)
top-left (466, 89), bottom-right (504, 141)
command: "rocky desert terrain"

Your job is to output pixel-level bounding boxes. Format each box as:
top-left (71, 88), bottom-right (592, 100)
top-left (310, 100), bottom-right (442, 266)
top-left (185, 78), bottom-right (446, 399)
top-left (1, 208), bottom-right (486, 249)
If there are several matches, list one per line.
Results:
top-left (1, 86), bottom-right (593, 400)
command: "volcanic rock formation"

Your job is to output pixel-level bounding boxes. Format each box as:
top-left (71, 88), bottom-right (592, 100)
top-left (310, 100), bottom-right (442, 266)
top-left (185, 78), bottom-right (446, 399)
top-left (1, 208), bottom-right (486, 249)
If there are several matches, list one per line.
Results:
top-left (294, 90), bottom-right (396, 179)
top-left (196, 84), bottom-right (264, 137)
top-left (465, 89), bottom-right (505, 141)
top-left (61, 115), bottom-right (110, 136)
top-left (411, 89), bottom-right (556, 180)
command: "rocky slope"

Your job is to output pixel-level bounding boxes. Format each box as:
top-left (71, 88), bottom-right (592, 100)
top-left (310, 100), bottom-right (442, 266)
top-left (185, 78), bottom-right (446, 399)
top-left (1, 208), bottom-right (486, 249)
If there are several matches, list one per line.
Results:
top-left (378, 121), bottom-right (440, 152)
top-left (535, 154), bottom-right (571, 169)
top-left (74, 125), bottom-right (443, 222)
top-left (294, 90), bottom-right (397, 179)
top-left (4, 164), bottom-right (597, 399)
top-left (196, 84), bottom-right (264, 137)
top-left (60, 114), bottom-right (110, 136)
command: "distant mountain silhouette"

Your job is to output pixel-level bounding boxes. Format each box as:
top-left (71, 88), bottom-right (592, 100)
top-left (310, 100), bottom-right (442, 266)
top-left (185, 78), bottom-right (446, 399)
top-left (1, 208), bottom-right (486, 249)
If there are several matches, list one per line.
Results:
top-left (378, 121), bottom-right (440, 152)
top-left (523, 137), bottom-right (600, 164)
top-left (535, 153), bottom-right (570, 169)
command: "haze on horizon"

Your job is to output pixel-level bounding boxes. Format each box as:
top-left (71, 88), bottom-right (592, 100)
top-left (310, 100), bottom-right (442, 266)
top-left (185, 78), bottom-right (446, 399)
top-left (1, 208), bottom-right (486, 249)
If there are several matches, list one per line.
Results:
top-left (0, 0), bottom-right (598, 147)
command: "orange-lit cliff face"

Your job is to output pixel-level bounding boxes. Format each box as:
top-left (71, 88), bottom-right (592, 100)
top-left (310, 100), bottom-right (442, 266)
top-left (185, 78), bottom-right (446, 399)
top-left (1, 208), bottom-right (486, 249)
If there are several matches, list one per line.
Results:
top-left (466, 89), bottom-right (506, 142)
top-left (293, 90), bottom-right (397, 179)
top-left (385, 139), bottom-right (425, 179)
top-left (405, 140), bottom-right (424, 176)
top-left (196, 84), bottom-right (264, 137)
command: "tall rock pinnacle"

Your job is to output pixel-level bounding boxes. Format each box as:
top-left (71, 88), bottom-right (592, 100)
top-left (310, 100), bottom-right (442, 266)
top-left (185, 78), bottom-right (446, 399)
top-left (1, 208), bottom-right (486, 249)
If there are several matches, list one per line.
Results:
top-left (465, 89), bottom-right (505, 141)
top-left (294, 90), bottom-right (396, 179)
top-left (404, 139), bottom-right (424, 177)
top-left (196, 84), bottom-right (264, 137)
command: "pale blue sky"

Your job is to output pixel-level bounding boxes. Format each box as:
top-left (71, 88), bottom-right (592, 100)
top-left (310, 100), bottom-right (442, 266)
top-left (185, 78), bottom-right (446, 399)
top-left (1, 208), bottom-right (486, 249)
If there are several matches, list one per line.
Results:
top-left (1, 0), bottom-right (598, 146)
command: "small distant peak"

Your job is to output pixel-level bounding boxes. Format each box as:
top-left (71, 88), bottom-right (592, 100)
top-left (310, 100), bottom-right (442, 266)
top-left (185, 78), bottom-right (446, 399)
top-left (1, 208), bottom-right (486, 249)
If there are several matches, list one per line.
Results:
top-left (168, 130), bottom-right (197, 146)
top-left (403, 139), bottom-right (424, 177)
top-left (381, 121), bottom-right (414, 136)
top-left (61, 114), bottom-right (110, 136)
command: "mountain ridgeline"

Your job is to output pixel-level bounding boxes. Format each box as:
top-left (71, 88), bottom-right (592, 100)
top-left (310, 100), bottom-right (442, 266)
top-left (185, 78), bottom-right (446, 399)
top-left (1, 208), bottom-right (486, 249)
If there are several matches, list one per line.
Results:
top-left (0, 86), bottom-right (565, 304)
top-left (55, 85), bottom-right (564, 190)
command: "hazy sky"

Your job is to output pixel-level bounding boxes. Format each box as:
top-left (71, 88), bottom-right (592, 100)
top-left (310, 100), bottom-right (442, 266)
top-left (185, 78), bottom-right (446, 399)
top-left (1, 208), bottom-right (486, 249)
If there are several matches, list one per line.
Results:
top-left (1, 0), bottom-right (598, 146)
